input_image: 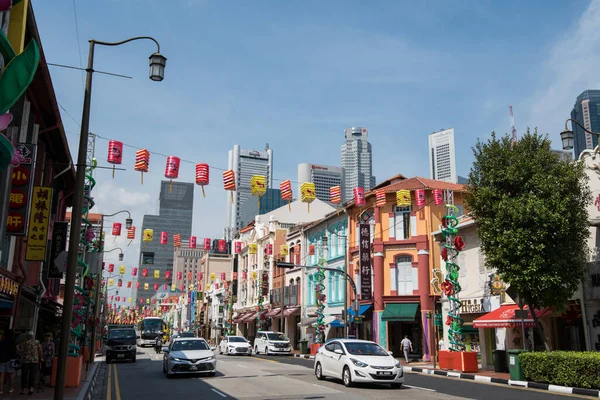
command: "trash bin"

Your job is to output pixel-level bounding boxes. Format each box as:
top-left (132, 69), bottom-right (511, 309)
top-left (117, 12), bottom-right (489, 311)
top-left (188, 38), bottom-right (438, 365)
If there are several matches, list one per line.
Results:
top-left (494, 349), bottom-right (508, 373)
top-left (507, 349), bottom-right (526, 381)
top-left (299, 340), bottom-right (308, 355)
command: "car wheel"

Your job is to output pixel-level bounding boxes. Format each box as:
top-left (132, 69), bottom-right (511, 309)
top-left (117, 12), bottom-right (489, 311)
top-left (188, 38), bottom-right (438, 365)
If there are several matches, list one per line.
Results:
top-left (343, 367), bottom-right (353, 387)
top-left (265, 347), bottom-right (270, 355)
top-left (315, 362), bottom-right (325, 380)
top-left (390, 383), bottom-right (402, 389)
top-left (254, 346), bottom-right (259, 355)
top-left (219, 348), bottom-right (223, 355)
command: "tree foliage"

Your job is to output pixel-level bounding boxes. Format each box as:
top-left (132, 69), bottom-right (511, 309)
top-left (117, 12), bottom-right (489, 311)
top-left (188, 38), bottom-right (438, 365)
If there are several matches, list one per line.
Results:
top-left (466, 130), bottom-right (590, 318)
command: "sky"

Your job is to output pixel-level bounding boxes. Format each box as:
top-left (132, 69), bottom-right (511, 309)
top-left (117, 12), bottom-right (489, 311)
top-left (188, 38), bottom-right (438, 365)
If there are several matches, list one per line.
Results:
top-left (31, 0), bottom-right (600, 303)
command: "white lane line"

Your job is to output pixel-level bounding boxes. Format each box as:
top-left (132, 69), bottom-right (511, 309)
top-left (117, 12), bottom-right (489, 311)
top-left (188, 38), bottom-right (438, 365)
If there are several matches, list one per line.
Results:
top-left (312, 383), bottom-right (341, 393)
top-left (404, 384), bottom-right (436, 392)
top-left (237, 364), bottom-right (248, 368)
top-left (211, 388), bottom-right (228, 398)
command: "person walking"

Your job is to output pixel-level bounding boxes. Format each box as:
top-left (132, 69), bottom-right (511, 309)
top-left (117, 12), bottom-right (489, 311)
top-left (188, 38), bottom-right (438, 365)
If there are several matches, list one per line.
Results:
top-left (400, 335), bottom-right (413, 364)
top-left (18, 331), bottom-right (42, 395)
top-left (41, 333), bottom-right (55, 386)
top-left (0, 329), bottom-right (16, 394)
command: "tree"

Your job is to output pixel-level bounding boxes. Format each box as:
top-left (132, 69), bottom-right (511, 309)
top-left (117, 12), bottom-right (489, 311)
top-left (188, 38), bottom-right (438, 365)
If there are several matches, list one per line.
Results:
top-left (465, 130), bottom-right (591, 351)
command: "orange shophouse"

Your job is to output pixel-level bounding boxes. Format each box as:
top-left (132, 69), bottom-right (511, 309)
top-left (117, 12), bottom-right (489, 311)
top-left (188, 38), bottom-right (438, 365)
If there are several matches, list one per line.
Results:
top-left (347, 175), bottom-right (466, 361)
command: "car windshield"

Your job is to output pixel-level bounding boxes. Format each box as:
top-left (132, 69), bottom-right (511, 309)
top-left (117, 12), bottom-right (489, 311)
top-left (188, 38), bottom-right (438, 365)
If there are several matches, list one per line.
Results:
top-left (344, 342), bottom-right (388, 356)
top-left (171, 340), bottom-right (209, 351)
top-left (267, 333), bottom-right (287, 341)
top-left (142, 320), bottom-right (163, 332)
top-left (108, 330), bottom-right (136, 339)
top-left (228, 337), bottom-right (247, 343)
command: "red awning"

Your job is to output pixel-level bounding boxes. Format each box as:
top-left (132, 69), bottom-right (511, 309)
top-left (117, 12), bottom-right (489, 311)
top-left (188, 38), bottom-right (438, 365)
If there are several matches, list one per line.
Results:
top-left (266, 308), bottom-right (281, 318)
top-left (283, 307), bottom-right (300, 317)
top-left (232, 312), bottom-right (247, 323)
top-left (473, 304), bottom-right (550, 329)
top-left (242, 312), bottom-right (257, 322)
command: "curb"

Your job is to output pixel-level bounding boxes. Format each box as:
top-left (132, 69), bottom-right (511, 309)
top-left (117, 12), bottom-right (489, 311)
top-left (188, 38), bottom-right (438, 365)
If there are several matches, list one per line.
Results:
top-left (404, 366), bottom-right (600, 398)
top-left (293, 354), bottom-right (315, 360)
top-left (76, 362), bottom-right (101, 400)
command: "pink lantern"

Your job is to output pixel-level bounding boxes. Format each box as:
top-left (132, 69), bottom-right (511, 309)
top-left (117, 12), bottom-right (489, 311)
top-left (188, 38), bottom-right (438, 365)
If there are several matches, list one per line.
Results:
top-left (353, 187), bottom-right (366, 206)
top-left (112, 222), bottom-right (122, 236)
top-left (214, 282), bottom-right (219, 290)
top-left (177, 271), bottom-right (183, 280)
top-left (154, 283), bottom-right (159, 291)
top-left (132, 268), bottom-right (138, 277)
top-left (190, 236), bottom-right (197, 248)
top-left (165, 271), bottom-right (172, 279)
top-left (433, 189), bottom-right (443, 205)
top-left (107, 264), bottom-right (114, 273)
top-left (136, 281), bottom-right (140, 289)
top-left (218, 239), bottom-right (226, 253)
top-left (107, 140), bottom-right (123, 178)
top-left (266, 243), bottom-right (273, 255)
top-left (163, 284), bottom-right (168, 291)
top-left (233, 272), bottom-right (238, 280)
top-left (234, 241), bottom-right (242, 253)
top-left (195, 163), bottom-right (209, 197)
top-left (415, 189), bottom-right (426, 206)
top-left (165, 156), bottom-right (180, 179)
top-left (180, 284), bottom-right (185, 291)
top-left (242, 271), bottom-right (248, 280)
top-left (160, 231), bottom-right (168, 245)
top-left (198, 272), bottom-right (203, 281)
top-left (220, 272), bottom-right (226, 281)
top-left (203, 238), bottom-right (211, 250)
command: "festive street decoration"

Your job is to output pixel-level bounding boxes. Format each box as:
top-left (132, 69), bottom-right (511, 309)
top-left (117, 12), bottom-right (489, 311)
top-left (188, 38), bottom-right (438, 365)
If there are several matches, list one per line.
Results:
top-left (250, 175), bottom-right (267, 208)
top-left (195, 163), bottom-right (209, 197)
top-left (433, 189), bottom-right (444, 205)
top-left (190, 236), bottom-right (197, 248)
top-left (165, 271), bottom-right (171, 279)
top-left (218, 239), bottom-right (226, 253)
top-left (119, 265), bottom-right (126, 274)
top-left (173, 234), bottom-right (181, 247)
top-left (198, 272), bottom-right (203, 281)
top-left (132, 267), bottom-right (138, 276)
top-left (266, 243), bottom-right (272, 255)
top-left (107, 140), bottom-right (123, 178)
top-left (396, 190), bottom-right (411, 207)
top-left (210, 273), bottom-right (216, 282)
top-left (280, 179), bottom-right (292, 210)
top-left (160, 231), bottom-right (168, 245)
top-left (353, 187), bottom-right (366, 206)
top-left (234, 241), bottom-right (242, 253)
top-left (112, 222), bottom-right (121, 236)
top-left (165, 156), bottom-right (180, 192)
top-left (177, 271), bottom-right (182, 280)
top-left (203, 238), bottom-right (211, 250)
top-left (248, 244), bottom-right (257, 254)
top-left (134, 149), bottom-right (150, 184)
top-left (280, 244), bottom-right (288, 256)
top-left (313, 257), bottom-right (327, 343)
top-left (329, 186), bottom-right (341, 204)
top-left (375, 189), bottom-right (386, 207)
top-left (143, 229), bottom-right (153, 243)
top-left (127, 226), bottom-right (135, 240)
top-left (415, 189), bottom-right (426, 206)
top-left (142, 268), bottom-right (148, 277)
top-left (154, 270), bottom-right (160, 279)
top-left (223, 169), bottom-right (236, 203)
top-left (301, 182), bottom-right (316, 212)
top-left (107, 264), bottom-right (114, 273)
top-left (257, 271), bottom-right (269, 330)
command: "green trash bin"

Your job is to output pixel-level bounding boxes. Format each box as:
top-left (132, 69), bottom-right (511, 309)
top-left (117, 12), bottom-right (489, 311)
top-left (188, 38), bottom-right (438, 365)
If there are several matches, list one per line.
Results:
top-left (507, 349), bottom-right (527, 381)
top-left (299, 340), bottom-right (309, 355)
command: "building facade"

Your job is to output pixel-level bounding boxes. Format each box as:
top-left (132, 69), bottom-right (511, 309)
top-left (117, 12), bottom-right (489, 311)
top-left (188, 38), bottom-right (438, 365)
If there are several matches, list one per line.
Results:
top-left (297, 163), bottom-right (344, 204)
top-left (173, 244), bottom-right (204, 293)
top-left (226, 144), bottom-right (274, 231)
top-left (238, 188), bottom-right (286, 229)
top-left (341, 127), bottom-right (375, 201)
top-left (428, 128), bottom-right (457, 183)
top-left (571, 90), bottom-right (600, 158)
top-left (137, 181), bottom-right (194, 304)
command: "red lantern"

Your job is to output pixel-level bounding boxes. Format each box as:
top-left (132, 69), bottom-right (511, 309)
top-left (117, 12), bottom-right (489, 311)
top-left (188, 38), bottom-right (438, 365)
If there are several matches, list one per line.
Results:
top-left (218, 239), bottom-right (226, 253)
top-left (190, 236), bottom-right (197, 248)
top-left (198, 272), bottom-right (203, 281)
top-left (117, 279), bottom-right (122, 287)
top-left (127, 227), bottom-right (135, 239)
top-left (433, 189), bottom-right (444, 205)
top-left (116, 296), bottom-right (120, 301)
top-left (136, 281), bottom-right (140, 289)
top-left (107, 140), bottom-right (123, 178)
top-left (187, 272), bottom-right (192, 280)
top-left (220, 272), bottom-right (226, 281)
top-left (266, 243), bottom-right (273, 255)
top-left (165, 271), bottom-right (171, 280)
top-left (154, 284), bottom-right (159, 291)
top-left (165, 156), bottom-right (180, 179)
top-left (234, 241), bottom-right (242, 253)
top-left (215, 282), bottom-right (219, 290)
top-left (132, 268), bottom-right (138, 277)
top-left (142, 269), bottom-right (148, 277)
top-left (160, 231), bottom-right (168, 245)
top-left (242, 271), bottom-right (248, 280)
top-left (110, 296), bottom-right (114, 301)
top-left (180, 284), bottom-right (185, 291)
top-left (107, 264), bottom-right (114, 273)
top-left (127, 281), bottom-right (132, 288)
top-left (233, 272), bottom-right (238, 280)
top-left (152, 299), bottom-right (157, 304)
top-left (163, 284), bottom-right (168, 291)
top-left (195, 163), bottom-right (209, 197)
top-left (112, 222), bottom-right (122, 236)
top-left (203, 238), bottom-right (211, 250)
top-left (177, 271), bottom-right (182, 280)
top-left (353, 187), bottom-right (366, 206)
top-left (415, 189), bottom-right (426, 206)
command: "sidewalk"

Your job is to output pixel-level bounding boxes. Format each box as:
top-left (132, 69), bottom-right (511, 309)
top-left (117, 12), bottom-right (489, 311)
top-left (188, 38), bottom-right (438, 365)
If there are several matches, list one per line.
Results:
top-left (0, 361), bottom-right (102, 400)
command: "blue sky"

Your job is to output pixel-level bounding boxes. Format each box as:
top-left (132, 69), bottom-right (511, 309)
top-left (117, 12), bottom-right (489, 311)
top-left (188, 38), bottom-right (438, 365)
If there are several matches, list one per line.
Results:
top-left (31, 0), bottom-right (600, 302)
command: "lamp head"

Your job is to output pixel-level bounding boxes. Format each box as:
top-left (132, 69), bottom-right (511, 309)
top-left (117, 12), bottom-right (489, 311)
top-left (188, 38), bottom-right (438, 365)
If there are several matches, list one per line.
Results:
top-left (125, 218), bottom-right (133, 229)
top-left (560, 129), bottom-right (574, 151)
top-left (118, 253), bottom-right (124, 261)
top-left (149, 53), bottom-right (167, 81)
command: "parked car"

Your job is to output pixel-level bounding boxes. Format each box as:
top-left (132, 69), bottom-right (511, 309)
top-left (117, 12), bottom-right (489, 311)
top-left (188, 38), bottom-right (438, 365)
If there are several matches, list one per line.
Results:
top-left (106, 328), bottom-right (137, 363)
top-left (162, 338), bottom-right (217, 378)
top-left (219, 336), bottom-right (252, 356)
top-left (253, 331), bottom-right (291, 355)
top-left (314, 339), bottom-right (404, 388)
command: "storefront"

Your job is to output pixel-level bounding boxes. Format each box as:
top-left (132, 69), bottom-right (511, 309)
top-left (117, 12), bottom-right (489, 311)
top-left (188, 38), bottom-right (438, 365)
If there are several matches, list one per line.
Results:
top-left (0, 272), bottom-right (20, 331)
top-left (381, 302), bottom-right (419, 357)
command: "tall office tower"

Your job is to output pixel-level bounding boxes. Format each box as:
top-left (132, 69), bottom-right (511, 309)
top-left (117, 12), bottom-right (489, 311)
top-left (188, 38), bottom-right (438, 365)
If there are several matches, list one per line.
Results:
top-left (341, 127), bottom-right (375, 201)
top-left (226, 144), bottom-right (273, 231)
top-left (297, 163), bottom-right (344, 204)
top-left (571, 90), bottom-right (600, 157)
top-left (173, 243), bottom-right (204, 291)
top-left (136, 181), bottom-right (194, 304)
top-left (428, 128), bottom-right (457, 183)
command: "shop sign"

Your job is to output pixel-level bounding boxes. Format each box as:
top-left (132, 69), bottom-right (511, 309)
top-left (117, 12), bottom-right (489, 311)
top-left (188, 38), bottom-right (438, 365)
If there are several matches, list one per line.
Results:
top-left (359, 223), bottom-right (372, 300)
top-left (434, 313), bottom-right (443, 327)
top-left (0, 276), bottom-right (19, 298)
top-left (25, 187), bottom-right (53, 261)
top-left (48, 221), bottom-right (68, 278)
top-left (6, 143), bottom-right (36, 236)
top-left (460, 298), bottom-right (489, 314)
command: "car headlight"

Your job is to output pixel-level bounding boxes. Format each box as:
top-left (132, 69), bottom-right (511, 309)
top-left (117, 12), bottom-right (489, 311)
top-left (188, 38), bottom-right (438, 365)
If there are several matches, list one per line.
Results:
top-left (350, 358), bottom-right (368, 368)
top-left (128, 345), bottom-right (136, 351)
top-left (228, 345), bottom-right (235, 348)
top-left (206, 356), bottom-right (215, 361)
top-left (395, 361), bottom-right (402, 368)
top-left (171, 357), bottom-right (182, 361)
top-left (105, 346), bottom-right (113, 351)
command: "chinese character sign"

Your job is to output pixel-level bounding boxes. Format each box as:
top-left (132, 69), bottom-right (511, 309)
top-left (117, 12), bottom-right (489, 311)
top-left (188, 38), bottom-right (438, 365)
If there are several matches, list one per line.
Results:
top-left (7, 143), bottom-right (36, 236)
top-left (25, 187), bottom-right (53, 261)
top-left (359, 223), bottom-right (372, 300)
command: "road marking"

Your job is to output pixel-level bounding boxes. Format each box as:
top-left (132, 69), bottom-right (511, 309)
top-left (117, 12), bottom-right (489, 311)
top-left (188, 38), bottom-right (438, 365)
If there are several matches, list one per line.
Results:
top-left (404, 384), bottom-right (436, 392)
top-left (106, 362), bottom-right (112, 400)
top-left (113, 364), bottom-right (122, 400)
top-left (237, 364), bottom-right (248, 368)
top-left (211, 388), bottom-right (228, 397)
top-left (312, 383), bottom-right (341, 393)
top-left (253, 357), bottom-right (278, 363)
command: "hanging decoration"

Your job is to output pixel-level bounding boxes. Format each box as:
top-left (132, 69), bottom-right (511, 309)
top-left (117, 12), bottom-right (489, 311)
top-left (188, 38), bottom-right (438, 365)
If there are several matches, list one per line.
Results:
top-left (107, 140), bottom-right (123, 178)
top-left (280, 244), bottom-right (288, 256)
top-left (164, 156), bottom-right (180, 192)
top-left (107, 264), bottom-right (114, 273)
top-left (218, 239), bottom-right (226, 253)
top-left (132, 267), bottom-right (138, 277)
top-left (119, 265), bottom-right (126, 274)
top-left (134, 149), bottom-right (150, 184)
top-left (223, 169), bottom-right (236, 203)
top-left (210, 273), bottom-right (216, 282)
top-left (154, 283), bottom-right (159, 291)
top-left (280, 179), bottom-right (292, 210)
top-left (142, 268), bottom-right (148, 277)
top-left (108, 278), bottom-right (114, 287)
top-left (250, 175), bottom-right (267, 208)
top-left (112, 223), bottom-right (122, 236)
top-left (127, 281), bottom-right (132, 289)
top-left (136, 281), bottom-right (140, 289)
top-left (165, 271), bottom-right (172, 279)
top-left (313, 256), bottom-right (327, 343)
top-left (160, 231), bottom-right (168, 245)
top-left (173, 234), bottom-right (181, 247)
top-left (177, 271), bottom-right (182, 280)
top-left (248, 244), bottom-right (258, 254)
top-left (433, 189), bottom-right (444, 205)
top-left (143, 229), bottom-right (153, 243)
top-left (415, 189), bottom-right (426, 207)
top-left (375, 189), bottom-right (386, 208)
top-left (301, 182), bottom-right (316, 212)
top-left (265, 243), bottom-right (273, 255)
top-left (195, 163), bottom-right (209, 197)
top-left (180, 284), bottom-right (185, 291)
top-left (220, 272), bottom-right (226, 281)
top-left (198, 272), bottom-right (203, 281)
top-left (187, 272), bottom-right (192, 280)
top-left (353, 187), bottom-right (366, 206)
top-left (329, 186), bottom-right (341, 205)
top-left (144, 283), bottom-right (149, 290)
top-left (154, 270), bottom-right (160, 279)
top-left (127, 226), bottom-right (135, 240)
top-left (203, 238), bottom-right (211, 250)
top-left (396, 190), bottom-right (411, 207)
top-left (234, 241), bottom-right (242, 254)
top-left (242, 271), bottom-right (248, 281)
top-left (118, 279), bottom-right (123, 287)
top-left (190, 236), bottom-right (197, 248)
top-left (171, 284), bottom-right (176, 291)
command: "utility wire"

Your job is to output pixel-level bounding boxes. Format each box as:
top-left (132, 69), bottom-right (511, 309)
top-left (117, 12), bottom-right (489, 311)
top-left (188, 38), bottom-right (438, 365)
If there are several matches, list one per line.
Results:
top-left (71, 0), bottom-right (85, 88)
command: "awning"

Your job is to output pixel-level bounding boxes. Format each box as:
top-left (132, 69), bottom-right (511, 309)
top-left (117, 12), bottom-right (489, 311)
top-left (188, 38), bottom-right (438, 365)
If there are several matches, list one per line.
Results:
top-left (473, 304), bottom-right (550, 328)
top-left (329, 319), bottom-right (345, 328)
top-left (233, 312), bottom-right (247, 323)
top-left (242, 312), bottom-right (257, 322)
top-left (266, 308), bottom-right (281, 318)
top-left (347, 304), bottom-right (372, 316)
top-left (283, 307), bottom-right (300, 317)
top-left (299, 317), bottom-right (317, 326)
top-left (381, 303), bottom-right (419, 322)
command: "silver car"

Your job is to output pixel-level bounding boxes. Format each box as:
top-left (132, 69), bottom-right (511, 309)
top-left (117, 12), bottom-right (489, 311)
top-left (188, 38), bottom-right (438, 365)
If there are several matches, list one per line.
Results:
top-left (163, 338), bottom-right (217, 378)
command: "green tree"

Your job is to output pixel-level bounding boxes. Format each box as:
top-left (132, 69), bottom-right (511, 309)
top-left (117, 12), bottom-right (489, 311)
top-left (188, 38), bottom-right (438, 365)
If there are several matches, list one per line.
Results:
top-left (465, 130), bottom-right (590, 351)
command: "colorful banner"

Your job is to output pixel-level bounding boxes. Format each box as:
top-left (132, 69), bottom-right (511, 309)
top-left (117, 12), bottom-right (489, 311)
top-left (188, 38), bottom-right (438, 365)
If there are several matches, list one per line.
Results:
top-left (25, 186), bottom-right (52, 261)
top-left (7, 143), bottom-right (36, 236)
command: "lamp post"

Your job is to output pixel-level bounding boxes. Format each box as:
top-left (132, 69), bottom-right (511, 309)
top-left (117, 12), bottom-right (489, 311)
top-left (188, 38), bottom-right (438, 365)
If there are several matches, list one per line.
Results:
top-left (55, 37), bottom-right (166, 400)
top-left (104, 247), bottom-right (125, 261)
top-left (103, 210), bottom-right (133, 230)
top-left (560, 118), bottom-right (600, 152)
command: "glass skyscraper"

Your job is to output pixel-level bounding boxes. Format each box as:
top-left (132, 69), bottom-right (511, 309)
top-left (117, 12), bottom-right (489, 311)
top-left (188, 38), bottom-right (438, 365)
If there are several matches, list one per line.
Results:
top-left (136, 181), bottom-right (194, 304)
top-left (571, 90), bottom-right (600, 158)
top-left (341, 127), bottom-right (375, 201)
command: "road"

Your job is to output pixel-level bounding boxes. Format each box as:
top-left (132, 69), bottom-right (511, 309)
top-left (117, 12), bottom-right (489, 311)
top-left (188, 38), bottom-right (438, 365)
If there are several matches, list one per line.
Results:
top-left (96, 347), bottom-right (582, 400)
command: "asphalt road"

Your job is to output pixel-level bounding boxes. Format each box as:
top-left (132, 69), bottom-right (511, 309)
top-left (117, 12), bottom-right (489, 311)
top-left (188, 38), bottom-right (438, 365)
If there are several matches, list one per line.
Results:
top-left (96, 347), bottom-right (583, 400)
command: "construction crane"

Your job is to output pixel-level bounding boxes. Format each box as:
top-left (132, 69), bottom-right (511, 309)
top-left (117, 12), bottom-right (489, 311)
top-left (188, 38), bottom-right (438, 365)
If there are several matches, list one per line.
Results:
top-left (509, 106), bottom-right (518, 144)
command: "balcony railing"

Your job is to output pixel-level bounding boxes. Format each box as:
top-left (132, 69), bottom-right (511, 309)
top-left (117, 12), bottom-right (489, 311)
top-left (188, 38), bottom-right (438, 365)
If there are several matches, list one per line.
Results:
top-left (269, 285), bottom-right (299, 307)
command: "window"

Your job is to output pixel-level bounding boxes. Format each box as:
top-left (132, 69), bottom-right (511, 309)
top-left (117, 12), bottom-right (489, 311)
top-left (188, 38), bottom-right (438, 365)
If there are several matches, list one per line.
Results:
top-left (394, 206), bottom-right (411, 240)
top-left (396, 256), bottom-right (416, 295)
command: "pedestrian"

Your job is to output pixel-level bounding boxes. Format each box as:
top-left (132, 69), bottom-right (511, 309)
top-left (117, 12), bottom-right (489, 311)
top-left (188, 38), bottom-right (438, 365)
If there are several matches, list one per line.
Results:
top-left (438, 338), bottom-right (445, 351)
top-left (17, 331), bottom-right (42, 395)
top-left (0, 329), bottom-right (16, 394)
top-left (400, 335), bottom-right (413, 364)
top-left (41, 333), bottom-right (55, 386)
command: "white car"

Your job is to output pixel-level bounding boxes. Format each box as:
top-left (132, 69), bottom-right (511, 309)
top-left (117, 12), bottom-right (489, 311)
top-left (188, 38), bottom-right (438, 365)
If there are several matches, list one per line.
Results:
top-left (314, 339), bottom-right (404, 388)
top-left (163, 338), bottom-right (217, 378)
top-left (253, 331), bottom-right (292, 355)
top-left (219, 336), bottom-right (252, 356)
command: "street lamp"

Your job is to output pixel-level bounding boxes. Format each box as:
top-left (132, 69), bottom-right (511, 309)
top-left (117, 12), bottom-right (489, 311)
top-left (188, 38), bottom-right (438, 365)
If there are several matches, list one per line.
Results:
top-left (560, 118), bottom-right (600, 151)
top-left (103, 210), bottom-right (133, 229)
top-left (104, 247), bottom-right (125, 261)
top-left (56, 37), bottom-right (165, 400)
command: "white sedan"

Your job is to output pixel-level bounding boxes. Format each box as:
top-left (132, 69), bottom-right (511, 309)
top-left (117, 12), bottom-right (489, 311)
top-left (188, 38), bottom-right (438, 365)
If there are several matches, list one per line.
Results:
top-left (219, 335), bottom-right (252, 356)
top-left (163, 338), bottom-right (217, 378)
top-left (314, 339), bottom-right (404, 388)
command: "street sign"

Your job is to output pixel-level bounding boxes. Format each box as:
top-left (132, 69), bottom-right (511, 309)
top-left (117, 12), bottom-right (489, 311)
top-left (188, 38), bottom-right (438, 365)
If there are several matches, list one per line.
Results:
top-left (353, 316), bottom-right (363, 324)
top-left (434, 313), bottom-right (442, 327)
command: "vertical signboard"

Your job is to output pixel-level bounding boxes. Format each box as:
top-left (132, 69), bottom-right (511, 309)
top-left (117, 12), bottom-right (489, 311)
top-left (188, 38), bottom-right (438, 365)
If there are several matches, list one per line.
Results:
top-left (48, 221), bottom-right (68, 278)
top-left (359, 223), bottom-right (372, 300)
top-left (6, 143), bottom-right (36, 235)
top-left (25, 186), bottom-right (53, 261)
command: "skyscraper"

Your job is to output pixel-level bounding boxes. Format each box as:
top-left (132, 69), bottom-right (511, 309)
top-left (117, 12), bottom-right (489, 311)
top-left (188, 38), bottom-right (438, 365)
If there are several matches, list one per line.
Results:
top-left (428, 128), bottom-right (457, 183)
top-left (341, 127), bottom-right (375, 201)
top-left (571, 90), bottom-right (600, 157)
top-left (226, 144), bottom-right (273, 231)
top-left (297, 163), bottom-right (344, 204)
top-left (136, 181), bottom-right (194, 304)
